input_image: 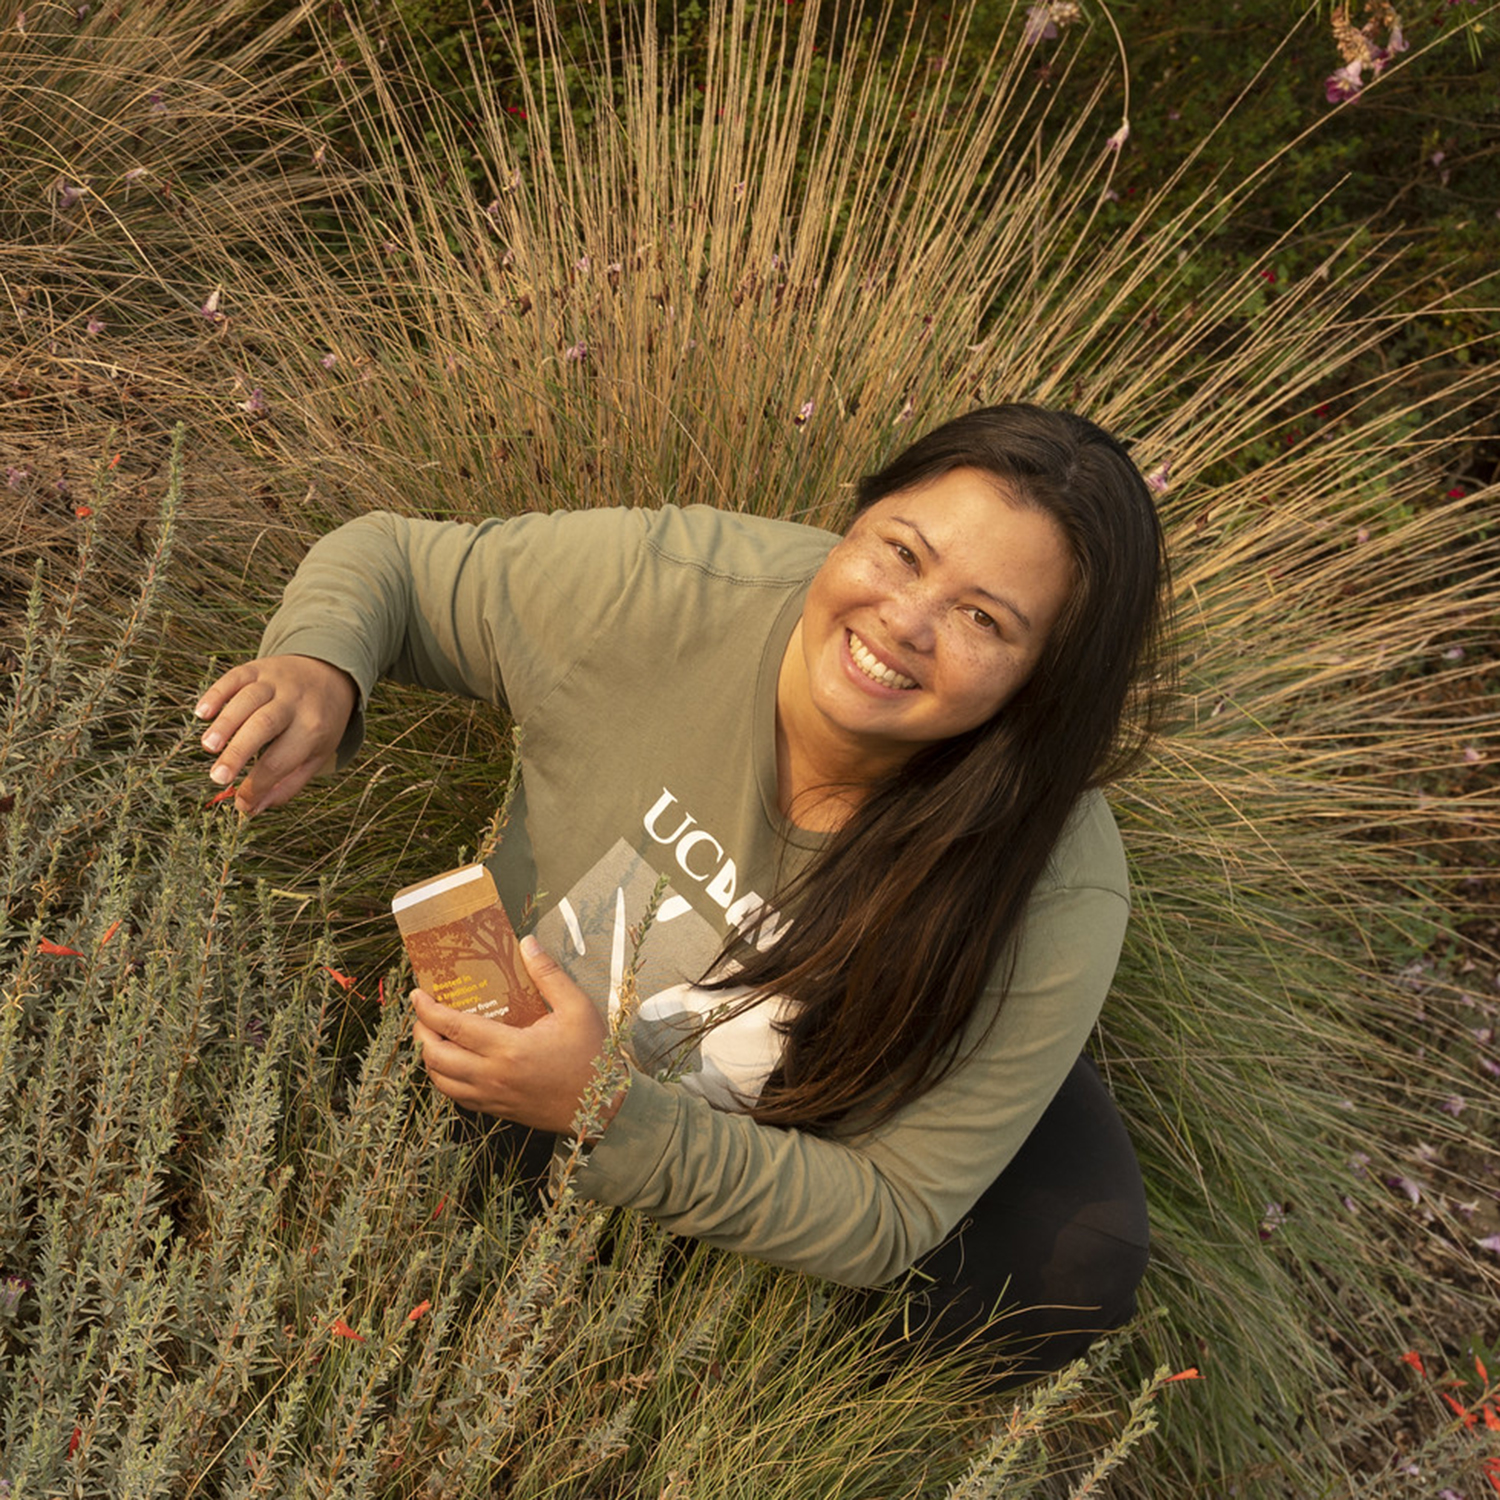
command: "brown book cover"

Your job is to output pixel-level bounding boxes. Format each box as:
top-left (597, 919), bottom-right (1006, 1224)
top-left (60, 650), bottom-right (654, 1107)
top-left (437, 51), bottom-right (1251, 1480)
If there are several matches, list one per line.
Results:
top-left (391, 863), bottom-right (549, 1028)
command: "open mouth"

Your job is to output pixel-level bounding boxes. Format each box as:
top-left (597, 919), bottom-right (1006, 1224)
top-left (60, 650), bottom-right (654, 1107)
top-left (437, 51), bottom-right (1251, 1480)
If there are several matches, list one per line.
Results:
top-left (847, 631), bottom-right (918, 690)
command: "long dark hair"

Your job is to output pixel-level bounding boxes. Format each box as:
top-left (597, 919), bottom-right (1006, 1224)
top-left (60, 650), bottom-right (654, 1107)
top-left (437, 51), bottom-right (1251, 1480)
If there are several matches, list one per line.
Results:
top-left (721, 403), bottom-right (1171, 1132)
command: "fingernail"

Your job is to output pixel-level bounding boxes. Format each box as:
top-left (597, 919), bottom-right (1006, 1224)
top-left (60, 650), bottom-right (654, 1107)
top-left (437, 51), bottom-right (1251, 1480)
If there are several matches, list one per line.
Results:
top-left (210, 764), bottom-right (232, 786)
top-left (520, 935), bottom-right (540, 959)
top-left (202, 731), bottom-right (222, 752)
top-left (194, 700), bottom-right (209, 718)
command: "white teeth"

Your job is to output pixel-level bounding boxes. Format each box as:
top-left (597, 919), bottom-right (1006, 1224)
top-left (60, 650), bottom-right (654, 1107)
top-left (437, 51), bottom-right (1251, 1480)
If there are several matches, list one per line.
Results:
top-left (848, 633), bottom-right (917, 690)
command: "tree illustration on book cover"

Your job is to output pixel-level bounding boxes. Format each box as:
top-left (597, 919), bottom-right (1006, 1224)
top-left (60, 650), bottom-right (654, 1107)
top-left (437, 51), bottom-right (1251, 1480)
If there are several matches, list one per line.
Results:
top-left (393, 865), bottom-right (549, 1027)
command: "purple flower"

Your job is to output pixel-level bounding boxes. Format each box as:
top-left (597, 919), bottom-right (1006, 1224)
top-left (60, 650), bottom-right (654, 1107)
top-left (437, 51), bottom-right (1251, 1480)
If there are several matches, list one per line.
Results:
top-left (1476, 1235), bottom-right (1500, 1255)
top-left (200, 287), bottom-right (223, 322)
top-left (1385, 1174), bottom-right (1422, 1204)
top-left (1022, 5), bottom-right (1058, 44)
top-left (1021, 1), bottom-right (1080, 44)
top-left (237, 388), bottom-right (268, 417)
top-left (6, 467), bottom-right (31, 491)
top-left (1105, 119), bottom-right (1131, 151)
top-left (1325, 60), bottom-right (1364, 102)
top-left (794, 400), bottom-right (814, 428)
top-left (1259, 1203), bottom-right (1288, 1239)
top-left (564, 340), bottom-right (588, 364)
top-left (0, 1276), bottom-right (28, 1316)
top-left (57, 181), bottom-right (86, 211)
top-left (1439, 1095), bottom-right (1466, 1116)
top-left (320, 351), bottom-right (338, 370)
top-left (1145, 460), bottom-right (1171, 494)
top-left (148, 90), bottom-right (166, 115)
top-left (85, 316), bottom-right (105, 335)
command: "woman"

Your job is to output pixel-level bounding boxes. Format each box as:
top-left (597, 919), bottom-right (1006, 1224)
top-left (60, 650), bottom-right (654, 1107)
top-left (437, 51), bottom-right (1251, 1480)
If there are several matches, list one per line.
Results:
top-left (196, 403), bottom-right (1170, 1385)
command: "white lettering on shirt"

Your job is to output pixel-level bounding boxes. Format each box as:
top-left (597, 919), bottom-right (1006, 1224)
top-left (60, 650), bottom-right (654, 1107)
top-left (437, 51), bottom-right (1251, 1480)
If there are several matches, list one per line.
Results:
top-left (642, 786), bottom-right (788, 950)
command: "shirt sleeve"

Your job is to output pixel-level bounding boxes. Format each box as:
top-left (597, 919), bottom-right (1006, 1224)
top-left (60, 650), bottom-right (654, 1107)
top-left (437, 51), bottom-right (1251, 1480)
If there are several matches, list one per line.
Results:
top-left (258, 508), bottom-right (652, 756)
top-left (572, 871), bottom-right (1129, 1288)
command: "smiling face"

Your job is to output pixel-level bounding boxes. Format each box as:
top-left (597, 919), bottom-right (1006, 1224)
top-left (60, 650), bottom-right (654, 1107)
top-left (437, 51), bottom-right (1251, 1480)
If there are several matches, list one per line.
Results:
top-left (779, 467), bottom-right (1076, 796)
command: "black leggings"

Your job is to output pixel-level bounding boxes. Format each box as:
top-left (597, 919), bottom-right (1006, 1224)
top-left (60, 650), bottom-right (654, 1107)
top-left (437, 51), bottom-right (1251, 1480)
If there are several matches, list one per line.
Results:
top-left (478, 1052), bottom-right (1148, 1391)
top-left (871, 1053), bottom-right (1150, 1389)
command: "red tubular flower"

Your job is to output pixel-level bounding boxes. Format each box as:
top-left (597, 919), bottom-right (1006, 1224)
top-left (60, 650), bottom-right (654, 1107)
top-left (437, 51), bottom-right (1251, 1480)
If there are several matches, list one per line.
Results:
top-left (407, 1300), bottom-right (432, 1322)
top-left (330, 1318), bottom-right (366, 1343)
top-left (1442, 1391), bottom-right (1477, 1428)
top-left (323, 967), bottom-right (357, 991)
top-left (1162, 1368), bottom-right (1201, 1383)
top-left (38, 939), bottom-right (84, 957)
top-left (99, 920), bottom-right (122, 947)
top-left (1401, 1350), bottom-right (1427, 1377)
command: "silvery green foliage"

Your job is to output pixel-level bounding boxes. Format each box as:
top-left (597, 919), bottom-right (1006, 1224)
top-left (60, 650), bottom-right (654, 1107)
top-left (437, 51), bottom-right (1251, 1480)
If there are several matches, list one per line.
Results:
top-left (0, 435), bottom-right (1129, 1496)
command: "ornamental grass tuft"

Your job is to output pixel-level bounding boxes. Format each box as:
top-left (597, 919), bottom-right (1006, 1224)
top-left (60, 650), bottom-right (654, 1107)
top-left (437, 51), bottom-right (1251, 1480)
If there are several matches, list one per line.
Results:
top-left (2, 0), bottom-right (1497, 1493)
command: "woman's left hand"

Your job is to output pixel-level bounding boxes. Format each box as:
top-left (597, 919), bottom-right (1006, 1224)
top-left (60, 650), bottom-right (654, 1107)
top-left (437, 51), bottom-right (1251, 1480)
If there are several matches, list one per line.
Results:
top-left (411, 936), bottom-right (622, 1137)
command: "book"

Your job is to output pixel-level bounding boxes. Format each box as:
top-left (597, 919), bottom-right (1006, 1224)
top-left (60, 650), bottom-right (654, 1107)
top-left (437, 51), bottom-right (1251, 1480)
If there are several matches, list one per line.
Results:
top-left (391, 863), bottom-right (549, 1028)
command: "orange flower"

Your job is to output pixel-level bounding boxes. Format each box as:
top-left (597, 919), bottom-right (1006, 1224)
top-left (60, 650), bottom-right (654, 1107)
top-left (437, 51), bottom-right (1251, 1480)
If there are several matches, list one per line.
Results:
top-left (1162, 1368), bottom-right (1201, 1384)
top-left (407, 1299), bottom-right (432, 1322)
top-left (1400, 1350), bottom-right (1427, 1378)
top-left (99, 920), bottom-right (122, 946)
top-left (323, 967), bottom-right (357, 991)
top-left (330, 1318), bottom-right (366, 1343)
top-left (205, 786), bottom-right (237, 808)
top-left (1483, 1403), bottom-right (1500, 1433)
top-left (38, 938), bottom-right (83, 957)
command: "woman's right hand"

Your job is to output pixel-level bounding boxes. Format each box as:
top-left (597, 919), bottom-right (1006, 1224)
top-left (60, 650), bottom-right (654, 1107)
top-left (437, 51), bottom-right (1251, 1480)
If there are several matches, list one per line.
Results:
top-left (195, 654), bottom-right (357, 814)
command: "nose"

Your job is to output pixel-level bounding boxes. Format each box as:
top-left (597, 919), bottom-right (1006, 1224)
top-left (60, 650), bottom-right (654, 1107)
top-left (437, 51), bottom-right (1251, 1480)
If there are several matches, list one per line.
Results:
top-left (879, 579), bottom-right (938, 652)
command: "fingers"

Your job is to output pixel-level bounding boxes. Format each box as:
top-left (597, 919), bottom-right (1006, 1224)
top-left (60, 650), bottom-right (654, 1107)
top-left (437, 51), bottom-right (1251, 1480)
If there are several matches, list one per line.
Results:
top-left (195, 656), bottom-right (355, 813)
top-left (518, 935), bottom-right (591, 1018)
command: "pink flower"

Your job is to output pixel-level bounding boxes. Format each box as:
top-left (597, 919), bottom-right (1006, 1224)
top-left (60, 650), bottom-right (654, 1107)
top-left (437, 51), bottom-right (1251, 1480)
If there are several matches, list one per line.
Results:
top-left (1478, 1235), bottom-right (1500, 1255)
top-left (1145, 460), bottom-right (1171, 494)
top-left (320, 351), bottom-right (338, 370)
top-left (1105, 119), bottom-right (1131, 151)
top-left (794, 400), bottom-right (815, 428)
top-left (86, 316), bottom-right (105, 335)
top-left (237, 388), bottom-right (268, 417)
top-left (564, 340), bottom-right (588, 363)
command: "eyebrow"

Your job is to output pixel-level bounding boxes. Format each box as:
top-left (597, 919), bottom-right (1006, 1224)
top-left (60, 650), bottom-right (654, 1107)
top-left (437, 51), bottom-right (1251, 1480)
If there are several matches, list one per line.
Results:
top-left (889, 515), bottom-right (1036, 634)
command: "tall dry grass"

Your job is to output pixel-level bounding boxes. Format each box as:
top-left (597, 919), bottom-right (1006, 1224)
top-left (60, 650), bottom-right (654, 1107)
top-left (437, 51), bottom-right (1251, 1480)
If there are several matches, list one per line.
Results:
top-left (2, 0), bottom-right (1498, 1492)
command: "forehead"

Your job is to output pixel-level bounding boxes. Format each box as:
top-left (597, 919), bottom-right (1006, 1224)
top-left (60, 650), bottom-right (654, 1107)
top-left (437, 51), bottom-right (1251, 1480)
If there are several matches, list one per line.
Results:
top-left (857, 468), bottom-right (1065, 554)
